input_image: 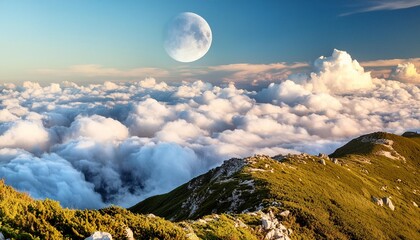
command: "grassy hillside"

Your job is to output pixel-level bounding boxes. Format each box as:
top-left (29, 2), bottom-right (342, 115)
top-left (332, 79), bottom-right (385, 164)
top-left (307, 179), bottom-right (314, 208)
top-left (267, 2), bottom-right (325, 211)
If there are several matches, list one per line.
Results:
top-left (0, 180), bottom-right (188, 239)
top-left (0, 179), bottom-right (265, 240)
top-left (1, 131), bottom-right (419, 239)
top-left (132, 132), bottom-right (420, 239)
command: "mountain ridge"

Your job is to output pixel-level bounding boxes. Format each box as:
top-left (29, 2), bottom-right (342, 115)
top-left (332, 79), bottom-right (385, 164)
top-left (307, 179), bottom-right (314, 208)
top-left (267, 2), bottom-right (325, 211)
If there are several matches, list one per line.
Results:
top-left (131, 131), bottom-right (420, 239)
top-left (0, 131), bottom-right (419, 239)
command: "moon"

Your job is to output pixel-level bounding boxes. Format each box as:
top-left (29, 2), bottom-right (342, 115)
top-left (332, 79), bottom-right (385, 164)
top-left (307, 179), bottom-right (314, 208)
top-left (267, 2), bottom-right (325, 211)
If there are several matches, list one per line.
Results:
top-left (164, 12), bottom-right (212, 63)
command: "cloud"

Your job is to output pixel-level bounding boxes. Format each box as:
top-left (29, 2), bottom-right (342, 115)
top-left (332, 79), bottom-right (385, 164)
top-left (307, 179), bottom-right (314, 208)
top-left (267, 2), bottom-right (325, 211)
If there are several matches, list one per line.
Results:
top-left (0, 120), bottom-right (51, 153)
top-left (208, 62), bottom-right (309, 85)
top-left (360, 58), bottom-right (420, 80)
top-left (66, 115), bottom-right (129, 142)
top-left (38, 65), bottom-right (169, 79)
top-left (303, 49), bottom-right (375, 94)
top-left (0, 149), bottom-right (103, 209)
top-left (35, 62), bottom-right (310, 89)
top-left (389, 62), bottom-right (420, 83)
top-left (341, 0), bottom-right (420, 16)
top-left (0, 49), bottom-right (419, 209)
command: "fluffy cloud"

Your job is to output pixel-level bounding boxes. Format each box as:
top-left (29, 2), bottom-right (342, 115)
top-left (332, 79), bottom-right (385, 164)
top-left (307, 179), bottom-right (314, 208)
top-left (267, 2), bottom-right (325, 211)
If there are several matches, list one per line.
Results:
top-left (0, 120), bottom-right (51, 153)
top-left (0, 149), bottom-right (103, 209)
top-left (304, 49), bottom-right (374, 94)
top-left (66, 115), bottom-right (129, 142)
top-left (389, 62), bottom-right (420, 83)
top-left (0, 49), bottom-right (419, 209)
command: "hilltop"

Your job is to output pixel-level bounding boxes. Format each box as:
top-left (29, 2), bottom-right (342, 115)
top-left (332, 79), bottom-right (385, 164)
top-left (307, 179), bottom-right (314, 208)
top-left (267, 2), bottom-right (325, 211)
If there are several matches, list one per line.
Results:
top-left (132, 132), bottom-right (420, 239)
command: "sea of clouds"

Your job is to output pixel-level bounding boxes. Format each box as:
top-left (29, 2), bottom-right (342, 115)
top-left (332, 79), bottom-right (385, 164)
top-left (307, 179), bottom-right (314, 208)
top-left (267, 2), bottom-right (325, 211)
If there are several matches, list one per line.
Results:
top-left (0, 49), bottom-right (419, 209)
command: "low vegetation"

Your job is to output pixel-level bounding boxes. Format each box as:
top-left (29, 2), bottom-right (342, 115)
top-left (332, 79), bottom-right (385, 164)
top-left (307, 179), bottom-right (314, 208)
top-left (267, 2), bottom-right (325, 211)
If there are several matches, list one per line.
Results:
top-left (134, 132), bottom-right (420, 239)
top-left (1, 132), bottom-right (419, 239)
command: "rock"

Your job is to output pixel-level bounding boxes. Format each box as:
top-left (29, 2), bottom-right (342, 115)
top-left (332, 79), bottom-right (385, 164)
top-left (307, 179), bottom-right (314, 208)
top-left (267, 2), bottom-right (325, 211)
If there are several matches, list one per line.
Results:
top-left (261, 211), bottom-right (292, 240)
top-left (124, 227), bottom-right (134, 240)
top-left (186, 233), bottom-right (200, 240)
top-left (396, 179), bottom-right (402, 183)
top-left (318, 153), bottom-right (329, 159)
top-left (0, 232), bottom-right (5, 240)
top-left (234, 218), bottom-right (248, 228)
top-left (331, 158), bottom-right (339, 164)
top-left (279, 210), bottom-right (290, 217)
top-left (262, 216), bottom-right (278, 230)
top-left (371, 196), bottom-right (383, 206)
top-left (146, 213), bottom-right (156, 218)
top-left (319, 159), bottom-right (326, 165)
top-left (265, 228), bottom-right (290, 240)
top-left (382, 197), bottom-right (395, 211)
top-left (380, 186), bottom-right (387, 191)
top-left (413, 201), bottom-right (418, 207)
top-left (85, 232), bottom-right (112, 240)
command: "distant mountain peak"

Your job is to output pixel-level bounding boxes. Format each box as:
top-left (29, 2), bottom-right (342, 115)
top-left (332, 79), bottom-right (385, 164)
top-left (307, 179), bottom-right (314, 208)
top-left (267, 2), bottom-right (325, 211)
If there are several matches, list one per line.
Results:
top-left (330, 132), bottom-right (420, 162)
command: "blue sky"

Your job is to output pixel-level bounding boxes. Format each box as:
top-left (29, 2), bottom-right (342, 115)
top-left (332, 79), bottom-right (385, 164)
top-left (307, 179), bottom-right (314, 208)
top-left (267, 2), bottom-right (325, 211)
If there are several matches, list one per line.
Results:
top-left (0, 0), bottom-right (419, 82)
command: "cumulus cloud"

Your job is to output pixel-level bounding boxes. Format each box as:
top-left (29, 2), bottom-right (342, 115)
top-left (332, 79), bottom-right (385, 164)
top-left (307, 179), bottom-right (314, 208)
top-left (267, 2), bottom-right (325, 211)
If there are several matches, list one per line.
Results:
top-left (66, 115), bottom-right (129, 142)
top-left (0, 49), bottom-right (419, 209)
top-left (389, 62), bottom-right (420, 83)
top-left (361, 58), bottom-right (420, 80)
top-left (0, 120), bottom-right (51, 153)
top-left (303, 49), bottom-right (375, 94)
top-left (0, 149), bottom-right (103, 209)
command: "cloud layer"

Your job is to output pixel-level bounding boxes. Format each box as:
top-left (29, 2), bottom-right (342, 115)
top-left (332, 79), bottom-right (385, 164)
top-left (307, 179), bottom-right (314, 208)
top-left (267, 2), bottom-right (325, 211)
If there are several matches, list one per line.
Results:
top-left (0, 50), bottom-right (419, 209)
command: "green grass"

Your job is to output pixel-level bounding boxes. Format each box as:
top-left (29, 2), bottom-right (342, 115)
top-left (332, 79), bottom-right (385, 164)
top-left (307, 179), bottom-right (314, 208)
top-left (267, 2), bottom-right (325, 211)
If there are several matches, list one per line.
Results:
top-left (2, 131), bottom-right (419, 239)
top-left (0, 180), bottom-right (187, 239)
top-left (133, 132), bottom-right (420, 239)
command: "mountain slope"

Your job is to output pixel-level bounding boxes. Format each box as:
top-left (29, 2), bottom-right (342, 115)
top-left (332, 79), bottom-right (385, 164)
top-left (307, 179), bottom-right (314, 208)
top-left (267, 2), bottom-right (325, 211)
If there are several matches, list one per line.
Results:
top-left (132, 132), bottom-right (420, 239)
top-left (0, 180), bottom-right (188, 239)
top-left (330, 132), bottom-right (420, 163)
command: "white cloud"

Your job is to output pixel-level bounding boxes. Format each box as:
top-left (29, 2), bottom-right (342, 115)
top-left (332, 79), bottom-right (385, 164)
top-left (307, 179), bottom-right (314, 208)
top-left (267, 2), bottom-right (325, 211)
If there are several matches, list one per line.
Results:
top-left (0, 49), bottom-right (419, 209)
top-left (389, 62), bottom-right (420, 83)
top-left (66, 115), bottom-right (129, 142)
top-left (342, 0), bottom-right (420, 16)
top-left (305, 49), bottom-right (375, 94)
top-left (0, 150), bottom-right (103, 209)
top-left (0, 120), bottom-right (50, 153)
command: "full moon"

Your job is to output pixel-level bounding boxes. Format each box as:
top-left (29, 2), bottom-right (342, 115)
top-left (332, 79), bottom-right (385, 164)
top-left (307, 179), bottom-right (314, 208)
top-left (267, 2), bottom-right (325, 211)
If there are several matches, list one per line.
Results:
top-left (164, 12), bottom-right (212, 63)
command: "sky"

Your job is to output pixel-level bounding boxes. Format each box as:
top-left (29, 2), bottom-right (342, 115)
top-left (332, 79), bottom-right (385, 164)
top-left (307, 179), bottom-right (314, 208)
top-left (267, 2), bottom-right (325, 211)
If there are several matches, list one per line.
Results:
top-left (0, 1), bottom-right (419, 209)
top-left (0, 0), bottom-right (419, 83)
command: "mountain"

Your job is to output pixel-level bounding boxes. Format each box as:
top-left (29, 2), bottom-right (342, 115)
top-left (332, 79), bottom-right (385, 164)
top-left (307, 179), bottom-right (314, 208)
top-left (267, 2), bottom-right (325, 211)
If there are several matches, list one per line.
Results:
top-left (1, 131), bottom-right (419, 239)
top-left (131, 132), bottom-right (420, 239)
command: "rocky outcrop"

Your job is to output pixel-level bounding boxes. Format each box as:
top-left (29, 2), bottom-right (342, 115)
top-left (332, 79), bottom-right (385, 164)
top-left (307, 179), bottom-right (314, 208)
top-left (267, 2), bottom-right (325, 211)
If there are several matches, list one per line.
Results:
top-left (371, 196), bottom-right (383, 206)
top-left (124, 227), bottom-right (134, 240)
top-left (85, 232), bottom-right (113, 240)
top-left (372, 196), bottom-right (395, 210)
top-left (186, 232), bottom-right (200, 240)
top-left (261, 211), bottom-right (292, 240)
top-left (279, 210), bottom-right (290, 218)
top-left (382, 197), bottom-right (395, 211)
